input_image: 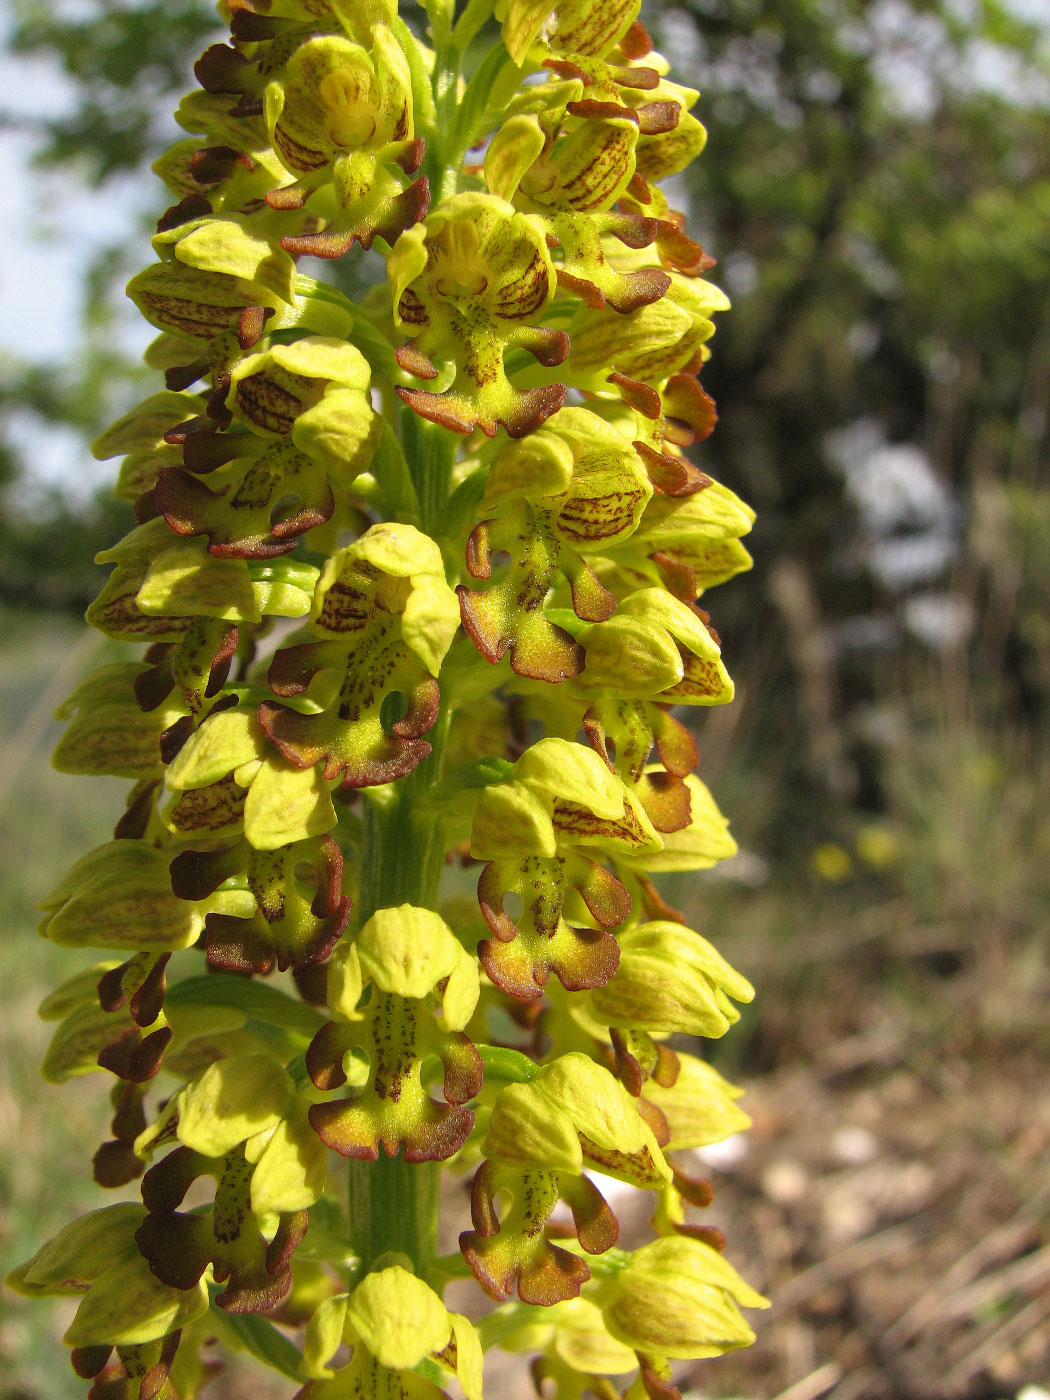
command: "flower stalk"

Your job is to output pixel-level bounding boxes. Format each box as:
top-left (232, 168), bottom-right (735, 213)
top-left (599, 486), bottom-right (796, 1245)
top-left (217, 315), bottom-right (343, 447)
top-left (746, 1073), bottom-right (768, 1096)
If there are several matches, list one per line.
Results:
top-left (8, 0), bottom-right (768, 1395)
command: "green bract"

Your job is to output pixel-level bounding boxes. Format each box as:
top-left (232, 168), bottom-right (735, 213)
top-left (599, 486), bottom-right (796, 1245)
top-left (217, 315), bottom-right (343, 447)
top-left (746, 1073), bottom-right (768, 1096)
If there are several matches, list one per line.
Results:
top-left (10, 3), bottom-right (766, 1398)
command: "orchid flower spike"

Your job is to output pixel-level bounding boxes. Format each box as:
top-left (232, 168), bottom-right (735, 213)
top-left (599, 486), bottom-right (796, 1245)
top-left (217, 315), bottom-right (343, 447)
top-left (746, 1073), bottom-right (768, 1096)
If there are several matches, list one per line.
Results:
top-left (10, 2), bottom-right (766, 1397)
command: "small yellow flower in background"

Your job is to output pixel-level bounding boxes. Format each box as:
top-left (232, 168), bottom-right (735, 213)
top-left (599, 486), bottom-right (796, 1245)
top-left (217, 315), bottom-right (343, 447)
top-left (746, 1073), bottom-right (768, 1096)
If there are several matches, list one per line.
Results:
top-left (811, 841), bottom-right (853, 883)
top-left (855, 823), bottom-right (901, 870)
top-left (963, 751), bottom-right (1006, 789)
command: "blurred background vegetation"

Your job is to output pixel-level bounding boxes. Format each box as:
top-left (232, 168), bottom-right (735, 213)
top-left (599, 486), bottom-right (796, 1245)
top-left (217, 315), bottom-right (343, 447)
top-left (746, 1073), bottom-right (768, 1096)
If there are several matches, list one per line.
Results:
top-left (1, 1), bottom-right (1048, 1398)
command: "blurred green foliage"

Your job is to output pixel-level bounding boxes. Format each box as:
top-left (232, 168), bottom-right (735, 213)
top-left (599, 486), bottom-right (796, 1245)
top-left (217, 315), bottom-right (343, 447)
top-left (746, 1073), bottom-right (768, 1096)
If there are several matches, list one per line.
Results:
top-left (9, 0), bottom-right (218, 181)
top-left (651, 0), bottom-right (1050, 850)
top-left (0, 355), bottom-right (136, 610)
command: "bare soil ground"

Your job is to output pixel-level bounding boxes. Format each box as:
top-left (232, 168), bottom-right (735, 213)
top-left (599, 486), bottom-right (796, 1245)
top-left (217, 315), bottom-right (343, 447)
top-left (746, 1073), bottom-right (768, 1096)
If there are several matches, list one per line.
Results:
top-left (685, 959), bottom-right (1050, 1400)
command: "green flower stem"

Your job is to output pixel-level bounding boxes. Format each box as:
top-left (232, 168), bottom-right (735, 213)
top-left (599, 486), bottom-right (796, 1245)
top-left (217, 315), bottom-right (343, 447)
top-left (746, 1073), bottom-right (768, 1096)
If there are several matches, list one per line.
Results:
top-left (348, 1153), bottom-right (441, 1279)
top-left (350, 416), bottom-right (454, 1273)
top-left (357, 706), bottom-right (452, 923)
top-left (402, 410), bottom-right (457, 537)
top-left (351, 681), bottom-right (452, 1275)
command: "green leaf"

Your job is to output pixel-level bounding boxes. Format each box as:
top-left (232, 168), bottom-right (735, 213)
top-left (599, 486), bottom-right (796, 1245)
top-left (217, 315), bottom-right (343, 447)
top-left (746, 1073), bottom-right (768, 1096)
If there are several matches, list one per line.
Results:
top-left (453, 0), bottom-right (496, 50)
top-left (477, 1044), bottom-right (539, 1084)
top-left (445, 42), bottom-right (513, 164)
top-left (416, 1356), bottom-right (450, 1388)
top-left (247, 558), bottom-right (320, 592)
top-left (421, 0), bottom-right (455, 50)
top-left (295, 1224), bottom-right (359, 1270)
top-left (371, 420), bottom-right (422, 524)
top-left (392, 16), bottom-right (437, 137)
top-left (475, 1301), bottom-right (554, 1352)
top-left (166, 975), bottom-right (326, 1036)
top-left (207, 1290), bottom-right (305, 1381)
top-left (437, 464), bottom-right (488, 543)
top-left (415, 756), bottom-right (514, 817)
top-left (293, 277), bottom-right (404, 385)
